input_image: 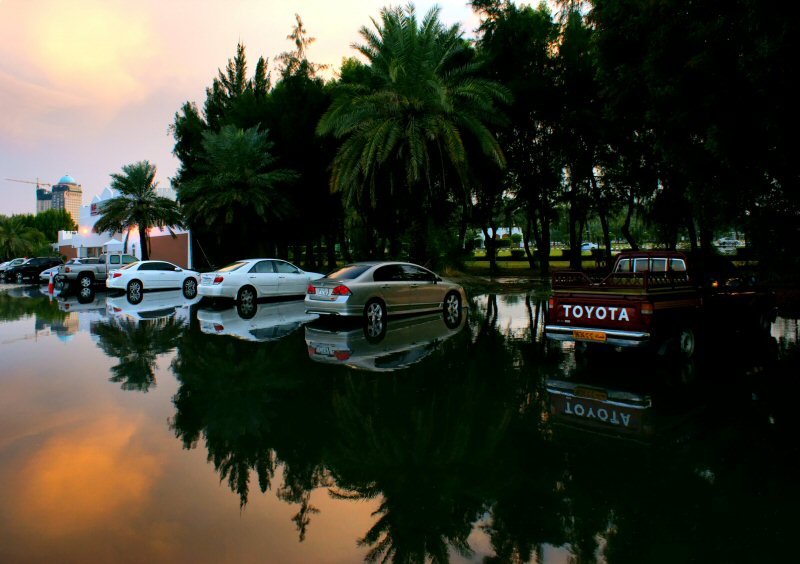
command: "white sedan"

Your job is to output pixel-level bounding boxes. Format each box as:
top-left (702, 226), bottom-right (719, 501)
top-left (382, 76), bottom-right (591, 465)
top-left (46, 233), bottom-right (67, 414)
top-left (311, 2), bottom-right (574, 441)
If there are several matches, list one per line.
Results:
top-left (198, 258), bottom-right (323, 306)
top-left (106, 260), bottom-right (200, 304)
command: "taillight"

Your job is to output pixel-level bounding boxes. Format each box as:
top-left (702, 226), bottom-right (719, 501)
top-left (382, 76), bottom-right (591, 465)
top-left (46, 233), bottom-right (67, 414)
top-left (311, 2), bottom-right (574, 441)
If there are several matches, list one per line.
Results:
top-left (334, 350), bottom-right (351, 360)
top-left (332, 285), bottom-right (351, 296)
top-left (113, 272), bottom-right (122, 278)
top-left (641, 303), bottom-right (654, 315)
top-left (213, 276), bottom-right (224, 284)
top-left (307, 284), bottom-right (316, 294)
top-left (65, 267), bottom-right (71, 273)
top-left (214, 324), bottom-right (224, 332)
top-left (548, 297), bottom-right (555, 310)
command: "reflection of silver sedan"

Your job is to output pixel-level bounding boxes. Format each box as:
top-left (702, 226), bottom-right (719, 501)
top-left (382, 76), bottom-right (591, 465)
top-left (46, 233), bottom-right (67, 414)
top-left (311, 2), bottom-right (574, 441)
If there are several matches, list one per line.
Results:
top-left (305, 311), bottom-right (467, 372)
top-left (199, 259), bottom-right (324, 306)
top-left (304, 262), bottom-right (466, 329)
top-left (197, 300), bottom-right (318, 342)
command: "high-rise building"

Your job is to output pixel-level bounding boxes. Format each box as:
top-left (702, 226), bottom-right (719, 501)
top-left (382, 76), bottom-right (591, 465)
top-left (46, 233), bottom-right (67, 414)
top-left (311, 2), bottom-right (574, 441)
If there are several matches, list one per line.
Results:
top-left (50, 174), bottom-right (82, 226)
top-left (36, 188), bottom-right (53, 213)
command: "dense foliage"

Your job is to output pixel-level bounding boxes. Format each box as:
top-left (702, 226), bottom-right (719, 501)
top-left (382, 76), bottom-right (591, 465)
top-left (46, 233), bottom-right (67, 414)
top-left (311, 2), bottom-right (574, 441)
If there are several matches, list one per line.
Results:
top-left (169, 1), bottom-right (798, 274)
top-left (0, 209), bottom-right (76, 259)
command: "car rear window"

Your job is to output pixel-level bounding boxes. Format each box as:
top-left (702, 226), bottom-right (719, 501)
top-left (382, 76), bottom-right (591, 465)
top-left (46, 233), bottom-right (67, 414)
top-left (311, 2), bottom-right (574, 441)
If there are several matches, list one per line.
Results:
top-left (218, 262), bottom-right (248, 273)
top-left (325, 264), bottom-right (371, 280)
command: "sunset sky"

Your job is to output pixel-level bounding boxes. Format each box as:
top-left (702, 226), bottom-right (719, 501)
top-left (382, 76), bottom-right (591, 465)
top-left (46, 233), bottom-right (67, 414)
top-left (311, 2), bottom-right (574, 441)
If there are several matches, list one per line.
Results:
top-left (0, 0), bottom-right (479, 216)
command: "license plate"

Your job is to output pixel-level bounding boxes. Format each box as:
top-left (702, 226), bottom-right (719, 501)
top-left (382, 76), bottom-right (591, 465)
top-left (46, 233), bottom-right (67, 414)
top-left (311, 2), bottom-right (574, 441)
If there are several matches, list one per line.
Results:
top-left (316, 288), bottom-right (332, 296)
top-left (315, 345), bottom-right (333, 355)
top-left (575, 386), bottom-right (608, 401)
top-left (201, 275), bottom-right (213, 285)
top-left (574, 330), bottom-right (607, 342)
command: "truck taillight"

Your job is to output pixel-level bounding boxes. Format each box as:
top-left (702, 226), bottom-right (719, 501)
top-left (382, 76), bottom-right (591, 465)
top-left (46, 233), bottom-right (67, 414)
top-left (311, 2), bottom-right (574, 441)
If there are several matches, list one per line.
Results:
top-left (641, 303), bottom-right (654, 315)
top-left (548, 297), bottom-right (554, 310)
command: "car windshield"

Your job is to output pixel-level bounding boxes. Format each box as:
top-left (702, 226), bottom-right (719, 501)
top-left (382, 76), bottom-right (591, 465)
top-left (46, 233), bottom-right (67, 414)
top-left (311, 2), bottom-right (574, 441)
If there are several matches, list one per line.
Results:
top-left (218, 262), bottom-right (248, 273)
top-left (325, 264), bottom-right (371, 280)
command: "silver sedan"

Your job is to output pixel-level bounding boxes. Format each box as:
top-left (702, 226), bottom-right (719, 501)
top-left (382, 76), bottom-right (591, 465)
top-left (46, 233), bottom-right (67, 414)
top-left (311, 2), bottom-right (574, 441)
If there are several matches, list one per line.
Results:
top-left (305, 261), bottom-right (466, 327)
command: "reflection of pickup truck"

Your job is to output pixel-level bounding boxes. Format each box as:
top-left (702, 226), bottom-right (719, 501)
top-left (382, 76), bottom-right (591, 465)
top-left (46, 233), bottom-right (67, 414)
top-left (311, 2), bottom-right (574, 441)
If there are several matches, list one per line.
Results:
top-left (55, 253), bottom-right (138, 291)
top-left (544, 250), bottom-right (776, 357)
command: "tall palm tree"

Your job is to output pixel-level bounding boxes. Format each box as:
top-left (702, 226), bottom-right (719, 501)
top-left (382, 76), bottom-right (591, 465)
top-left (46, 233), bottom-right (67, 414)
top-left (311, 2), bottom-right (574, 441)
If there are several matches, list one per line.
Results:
top-left (177, 124), bottom-right (298, 260)
top-left (93, 161), bottom-right (183, 260)
top-left (317, 4), bottom-right (509, 260)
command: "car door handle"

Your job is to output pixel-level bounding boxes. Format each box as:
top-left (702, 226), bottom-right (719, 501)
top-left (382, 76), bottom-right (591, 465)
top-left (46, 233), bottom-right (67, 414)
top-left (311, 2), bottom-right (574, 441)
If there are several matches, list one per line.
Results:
top-left (381, 284), bottom-right (391, 289)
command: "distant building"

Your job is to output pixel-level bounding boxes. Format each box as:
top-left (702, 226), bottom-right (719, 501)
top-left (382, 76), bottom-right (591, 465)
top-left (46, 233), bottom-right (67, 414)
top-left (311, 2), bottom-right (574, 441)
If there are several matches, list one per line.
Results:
top-left (36, 188), bottom-right (53, 213)
top-left (50, 175), bottom-right (83, 226)
top-left (56, 186), bottom-right (192, 268)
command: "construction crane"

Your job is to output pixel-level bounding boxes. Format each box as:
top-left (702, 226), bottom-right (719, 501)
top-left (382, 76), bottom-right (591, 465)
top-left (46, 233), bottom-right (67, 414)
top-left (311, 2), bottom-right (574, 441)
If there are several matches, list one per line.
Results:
top-left (5, 178), bottom-right (53, 189)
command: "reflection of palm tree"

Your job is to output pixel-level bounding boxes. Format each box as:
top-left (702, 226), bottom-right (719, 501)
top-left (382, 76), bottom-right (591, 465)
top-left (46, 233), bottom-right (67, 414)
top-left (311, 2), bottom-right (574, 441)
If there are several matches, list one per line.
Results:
top-left (93, 317), bottom-right (185, 392)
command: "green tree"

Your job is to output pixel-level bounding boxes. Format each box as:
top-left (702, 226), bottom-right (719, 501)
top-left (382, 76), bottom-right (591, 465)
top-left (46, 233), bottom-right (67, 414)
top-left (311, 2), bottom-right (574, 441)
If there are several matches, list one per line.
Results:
top-left (318, 4), bottom-right (509, 264)
top-left (93, 161), bottom-right (183, 261)
top-left (0, 215), bottom-right (46, 259)
top-left (31, 208), bottom-right (77, 243)
top-left (177, 125), bottom-right (298, 262)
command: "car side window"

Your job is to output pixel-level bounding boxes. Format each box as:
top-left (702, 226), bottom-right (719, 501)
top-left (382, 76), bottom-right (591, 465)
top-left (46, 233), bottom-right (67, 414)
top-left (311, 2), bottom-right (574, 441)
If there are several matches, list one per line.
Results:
top-left (633, 258), bottom-right (650, 272)
top-left (122, 255), bottom-right (137, 264)
top-left (651, 258), bottom-right (667, 272)
top-left (251, 260), bottom-right (275, 274)
top-left (670, 259), bottom-right (686, 272)
top-left (401, 265), bottom-right (435, 281)
top-left (274, 261), bottom-right (300, 274)
top-left (374, 265), bottom-right (404, 282)
top-left (109, 255), bottom-right (120, 264)
top-left (615, 258), bottom-right (631, 272)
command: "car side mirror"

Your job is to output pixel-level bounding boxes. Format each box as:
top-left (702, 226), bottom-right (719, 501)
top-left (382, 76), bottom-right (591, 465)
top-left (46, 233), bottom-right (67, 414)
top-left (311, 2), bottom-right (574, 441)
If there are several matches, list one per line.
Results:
top-left (174, 267), bottom-right (182, 272)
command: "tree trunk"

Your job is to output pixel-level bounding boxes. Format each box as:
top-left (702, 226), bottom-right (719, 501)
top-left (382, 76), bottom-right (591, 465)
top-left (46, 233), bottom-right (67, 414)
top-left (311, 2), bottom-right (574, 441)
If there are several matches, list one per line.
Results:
top-left (524, 215), bottom-right (536, 269)
top-left (481, 224), bottom-right (499, 274)
top-left (621, 189), bottom-right (638, 250)
top-left (139, 226), bottom-right (149, 261)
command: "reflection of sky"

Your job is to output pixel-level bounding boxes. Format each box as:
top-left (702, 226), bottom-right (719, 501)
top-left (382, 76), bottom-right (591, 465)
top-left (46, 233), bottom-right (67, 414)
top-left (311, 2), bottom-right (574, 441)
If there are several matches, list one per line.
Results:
top-left (0, 306), bottom-right (377, 562)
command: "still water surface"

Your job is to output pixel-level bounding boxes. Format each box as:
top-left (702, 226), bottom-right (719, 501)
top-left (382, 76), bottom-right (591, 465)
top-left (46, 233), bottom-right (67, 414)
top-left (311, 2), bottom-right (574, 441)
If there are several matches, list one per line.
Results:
top-left (0, 283), bottom-right (798, 563)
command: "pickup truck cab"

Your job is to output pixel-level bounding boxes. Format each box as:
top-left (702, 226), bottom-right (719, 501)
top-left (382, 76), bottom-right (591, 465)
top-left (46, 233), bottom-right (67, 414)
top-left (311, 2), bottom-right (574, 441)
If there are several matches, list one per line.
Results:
top-left (544, 250), bottom-right (775, 357)
top-left (55, 253), bottom-right (138, 292)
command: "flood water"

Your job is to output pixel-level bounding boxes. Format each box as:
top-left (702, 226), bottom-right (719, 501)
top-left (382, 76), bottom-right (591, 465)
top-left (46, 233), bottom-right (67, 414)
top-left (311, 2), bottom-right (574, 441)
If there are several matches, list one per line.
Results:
top-left (1, 283), bottom-right (799, 563)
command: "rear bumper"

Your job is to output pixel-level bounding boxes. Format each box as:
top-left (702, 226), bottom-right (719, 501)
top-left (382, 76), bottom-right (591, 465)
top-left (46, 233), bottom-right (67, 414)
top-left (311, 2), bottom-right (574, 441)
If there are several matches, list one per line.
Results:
top-left (545, 324), bottom-right (651, 348)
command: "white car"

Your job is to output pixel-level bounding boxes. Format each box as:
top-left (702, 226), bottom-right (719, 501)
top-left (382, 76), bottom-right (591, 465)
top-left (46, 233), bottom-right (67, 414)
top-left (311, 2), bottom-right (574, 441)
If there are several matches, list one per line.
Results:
top-left (198, 300), bottom-right (318, 342)
top-left (198, 258), bottom-right (324, 306)
top-left (106, 260), bottom-right (200, 304)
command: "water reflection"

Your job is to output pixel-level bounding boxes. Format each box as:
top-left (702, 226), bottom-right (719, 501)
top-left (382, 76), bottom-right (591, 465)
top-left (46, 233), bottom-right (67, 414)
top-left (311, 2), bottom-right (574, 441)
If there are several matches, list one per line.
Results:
top-left (1, 287), bottom-right (799, 563)
top-left (197, 299), bottom-right (317, 342)
top-left (305, 310), bottom-right (467, 371)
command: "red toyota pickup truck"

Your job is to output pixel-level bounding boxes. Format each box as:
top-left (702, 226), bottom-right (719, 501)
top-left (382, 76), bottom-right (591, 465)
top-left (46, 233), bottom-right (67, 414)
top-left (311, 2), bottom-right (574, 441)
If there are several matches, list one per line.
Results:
top-left (544, 250), bottom-right (775, 357)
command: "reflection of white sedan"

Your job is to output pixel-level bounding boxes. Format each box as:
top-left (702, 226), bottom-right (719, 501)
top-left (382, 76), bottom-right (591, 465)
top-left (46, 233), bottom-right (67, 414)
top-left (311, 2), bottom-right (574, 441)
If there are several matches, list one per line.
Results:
top-left (305, 311), bottom-right (467, 372)
top-left (198, 259), bottom-right (324, 306)
top-left (197, 300), bottom-right (318, 342)
top-left (107, 289), bottom-right (202, 323)
top-left (106, 260), bottom-right (200, 304)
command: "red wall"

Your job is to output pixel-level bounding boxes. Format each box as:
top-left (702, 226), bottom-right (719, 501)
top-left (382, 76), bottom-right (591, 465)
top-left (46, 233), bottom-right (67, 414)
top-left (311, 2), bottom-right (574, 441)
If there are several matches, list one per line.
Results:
top-left (150, 232), bottom-right (190, 268)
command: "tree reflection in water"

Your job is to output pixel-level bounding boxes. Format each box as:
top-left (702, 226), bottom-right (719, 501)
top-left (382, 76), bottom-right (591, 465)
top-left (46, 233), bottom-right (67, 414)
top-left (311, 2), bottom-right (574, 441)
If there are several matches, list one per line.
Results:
top-left (164, 292), bottom-right (800, 562)
top-left (93, 316), bottom-right (185, 392)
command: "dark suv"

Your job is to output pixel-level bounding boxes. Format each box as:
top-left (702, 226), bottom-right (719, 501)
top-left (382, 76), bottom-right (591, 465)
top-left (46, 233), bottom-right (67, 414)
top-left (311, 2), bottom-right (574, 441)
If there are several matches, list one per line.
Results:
top-left (6, 257), bottom-right (63, 283)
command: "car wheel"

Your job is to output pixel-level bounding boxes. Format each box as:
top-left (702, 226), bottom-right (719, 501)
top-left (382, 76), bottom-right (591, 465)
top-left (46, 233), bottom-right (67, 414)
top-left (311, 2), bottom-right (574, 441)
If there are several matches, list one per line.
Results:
top-left (15, 272), bottom-right (24, 284)
top-left (364, 299), bottom-right (387, 342)
top-left (677, 327), bottom-right (696, 359)
top-left (236, 300), bottom-right (257, 320)
top-left (182, 277), bottom-right (198, 299)
top-left (78, 274), bottom-right (93, 289)
top-left (77, 287), bottom-right (95, 304)
top-left (443, 291), bottom-right (462, 328)
top-left (127, 279), bottom-right (143, 304)
top-left (237, 286), bottom-right (257, 307)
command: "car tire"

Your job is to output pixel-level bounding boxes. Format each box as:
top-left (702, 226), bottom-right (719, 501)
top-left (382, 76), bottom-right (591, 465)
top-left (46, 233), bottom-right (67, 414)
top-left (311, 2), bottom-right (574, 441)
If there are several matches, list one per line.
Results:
top-left (364, 299), bottom-right (387, 342)
top-left (182, 277), bottom-right (198, 299)
top-left (677, 327), bottom-right (696, 359)
top-left (237, 286), bottom-right (257, 306)
top-left (236, 300), bottom-right (257, 320)
top-left (78, 273), bottom-right (93, 289)
top-left (127, 279), bottom-right (143, 304)
top-left (443, 292), bottom-right (462, 328)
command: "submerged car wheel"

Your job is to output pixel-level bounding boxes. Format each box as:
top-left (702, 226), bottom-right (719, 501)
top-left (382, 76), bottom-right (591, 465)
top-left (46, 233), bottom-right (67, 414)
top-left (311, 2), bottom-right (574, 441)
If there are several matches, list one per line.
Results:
top-left (127, 279), bottom-right (143, 304)
top-left (182, 277), bottom-right (198, 299)
top-left (364, 299), bottom-right (387, 343)
top-left (443, 291), bottom-right (462, 328)
top-left (677, 327), bottom-right (696, 358)
top-left (15, 272), bottom-right (24, 284)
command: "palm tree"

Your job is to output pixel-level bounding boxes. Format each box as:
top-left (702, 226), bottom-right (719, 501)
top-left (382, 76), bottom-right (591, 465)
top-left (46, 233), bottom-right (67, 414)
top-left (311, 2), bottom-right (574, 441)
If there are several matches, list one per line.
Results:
top-left (177, 124), bottom-right (298, 260)
top-left (0, 215), bottom-right (45, 259)
top-left (93, 161), bottom-right (183, 260)
top-left (317, 4), bottom-right (509, 261)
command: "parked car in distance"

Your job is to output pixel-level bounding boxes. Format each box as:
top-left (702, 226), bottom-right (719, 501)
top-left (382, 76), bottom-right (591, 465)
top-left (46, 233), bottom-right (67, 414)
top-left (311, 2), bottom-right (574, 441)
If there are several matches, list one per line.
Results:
top-left (106, 260), bottom-right (200, 304)
top-left (304, 262), bottom-right (467, 331)
top-left (198, 259), bottom-right (324, 306)
top-left (716, 237), bottom-right (743, 247)
top-left (5, 257), bottom-right (63, 283)
top-left (0, 258), bottom-right (28, 280)
top-left (40, 257), bottom-right (97, 283)
top-left (56, 253), bottom-right (138, 291)
top-left (581, 242), bottom-right (599, 251)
